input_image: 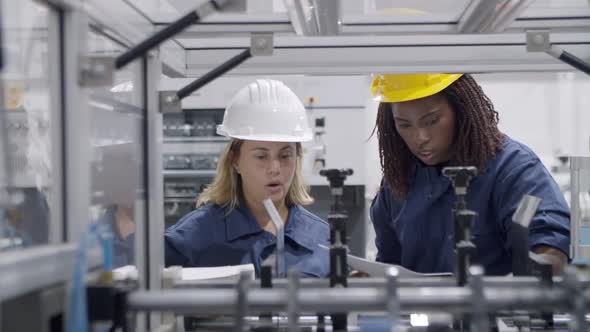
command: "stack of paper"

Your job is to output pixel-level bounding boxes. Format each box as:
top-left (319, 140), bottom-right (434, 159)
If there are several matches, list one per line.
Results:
top-left (180, 264), bottom-right (255, 281)
top-left (113, 263), bottom-right (255, 282)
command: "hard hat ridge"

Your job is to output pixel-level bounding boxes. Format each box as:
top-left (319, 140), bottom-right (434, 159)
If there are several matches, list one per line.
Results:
top-left (217, 79), bottom-right (313, 142)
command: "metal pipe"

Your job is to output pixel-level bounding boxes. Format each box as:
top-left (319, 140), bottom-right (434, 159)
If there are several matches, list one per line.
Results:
top-left (386, 268), bottom-right (400, 330)
top-left (287, 270), bottom-right (299, 332)
top-left (173, 275), bottom-right (583, 289)
top-left (470, 266), bottom-right (488, 332)
top-left (0, 4), bottom-right (3, 72)
top-left (115, 0), bottom-right (226, 69)
top-left (127, 286), bottom-right (571, 315)
top-left (176, 49), bottom-right (252, 100)
top-left (547, 46), bottom-right (590, 76)
top-left (235, 271), bottom-right (249, 332)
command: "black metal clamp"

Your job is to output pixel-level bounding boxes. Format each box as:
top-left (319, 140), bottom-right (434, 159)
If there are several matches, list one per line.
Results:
top-left (526, 30), bottom-right (590, 76)
top-left (443, 166), bottom-right (479, 332)
top-left (79, 0), bottom-right (227, 87)
top-left (320, 168), bottom-right (353, 331)
top-left (442, 166), bottom-right (479, 287)
top-left (115, 0), bottom-right (227, 69)
top-left (160, 33), bottom-right (274, 113)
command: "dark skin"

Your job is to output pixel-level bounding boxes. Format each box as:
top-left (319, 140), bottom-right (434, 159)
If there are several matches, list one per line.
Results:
top-left (392, 93), bottom-right (567, 275)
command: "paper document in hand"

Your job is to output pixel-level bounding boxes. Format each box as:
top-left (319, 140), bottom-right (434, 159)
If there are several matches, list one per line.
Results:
top-left (318, 245), bottom-right (451, 278)
top-left (347, 254), bottom-right (451, 278)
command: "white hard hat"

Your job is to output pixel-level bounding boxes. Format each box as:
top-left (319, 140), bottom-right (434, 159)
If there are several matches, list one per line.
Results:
top-left (217, 79), bottom-right (313, 142)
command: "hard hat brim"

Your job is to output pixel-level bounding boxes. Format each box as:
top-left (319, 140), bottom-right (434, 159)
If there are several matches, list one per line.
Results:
top-left (216, 126), bottom-right (313, 142)
top-left (372, 74), bottom-right (463, 103)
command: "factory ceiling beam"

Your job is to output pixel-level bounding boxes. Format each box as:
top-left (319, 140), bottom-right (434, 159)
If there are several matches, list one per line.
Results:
top-left (284, 0), bottom-right (315, 35)
top-left (284, 0), bottom-right (340, 36)
top-left (183, 31), bottom-right (590, 76)
top-left (458, 0), bottom-right (534, 33)
top-left (312, 0), bottom-right (340, 35)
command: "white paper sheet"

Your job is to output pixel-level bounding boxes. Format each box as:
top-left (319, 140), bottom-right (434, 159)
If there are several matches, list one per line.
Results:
top-left (113, 263), bottom-right (256, 282)
top-left (319, 244), bottom-right (451, 278)
top-left (180, 264), bottom-right (255, 281)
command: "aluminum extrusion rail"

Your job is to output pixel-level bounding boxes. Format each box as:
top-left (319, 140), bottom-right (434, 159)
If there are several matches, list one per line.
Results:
top-left (127, 286), bottom-right (575, 315)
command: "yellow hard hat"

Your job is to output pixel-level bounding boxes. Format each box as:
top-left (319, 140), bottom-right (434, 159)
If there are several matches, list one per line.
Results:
top-left (371, 73), bottom-right (463, 103)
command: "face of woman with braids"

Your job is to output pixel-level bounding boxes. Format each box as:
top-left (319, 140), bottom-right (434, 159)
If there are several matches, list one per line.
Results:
top-left (392, 93), bottom-right (456, 166)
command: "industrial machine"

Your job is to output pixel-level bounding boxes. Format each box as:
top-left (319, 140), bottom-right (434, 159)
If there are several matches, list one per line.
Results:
top-left (2, 1), bottom-right (590, 332)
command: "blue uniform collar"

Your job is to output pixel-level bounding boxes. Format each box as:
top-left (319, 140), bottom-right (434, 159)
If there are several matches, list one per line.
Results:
top-left (225, 204), bottom-right (318, 252)
top-left (284, 206), bottom-right (319, 252)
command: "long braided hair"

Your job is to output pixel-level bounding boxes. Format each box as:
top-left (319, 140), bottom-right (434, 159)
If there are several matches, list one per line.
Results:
top-left (375, 74), bottom-right (505, 199)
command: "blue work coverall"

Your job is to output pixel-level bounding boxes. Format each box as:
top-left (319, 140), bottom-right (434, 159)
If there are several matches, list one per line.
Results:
top-left (165, 203), bottom-right (330, 277)
top-left (370, 137), bottom-right (570, 275)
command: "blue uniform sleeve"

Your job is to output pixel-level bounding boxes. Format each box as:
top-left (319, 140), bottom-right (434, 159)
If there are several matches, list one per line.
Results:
top-left (370, 184), bottom-right (403, 264)
top-left (164, 234), bottom-right (190, 267)
top-left (163, 210), bottom-right (206, 267)
top-left (494, 158), bottom-right (570, 257)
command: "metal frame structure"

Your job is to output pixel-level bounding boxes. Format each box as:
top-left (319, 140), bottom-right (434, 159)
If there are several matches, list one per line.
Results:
top-left (47, 3), bottom-right (65, 244)
top-left (570, 157), bottom-right (590, 264)
top-left (181, 31), bottom-right (590, 76)
top-left (127, 267), bottom-right (590, 332)
top-left (61, 0), bottom-right (91, 243)
top-left (1, 1), bottom-right (589, 331)
top-left (0, 244), bottom-right (102, 303)
top-left (144, 53), bottom-right (166, 329)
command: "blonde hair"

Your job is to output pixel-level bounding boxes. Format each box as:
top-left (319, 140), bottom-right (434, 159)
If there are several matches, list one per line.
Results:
top-left (196, 139), bottom-right (313, 209)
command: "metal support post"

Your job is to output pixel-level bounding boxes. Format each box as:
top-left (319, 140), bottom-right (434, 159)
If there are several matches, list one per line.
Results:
top-left (0, 3), bottom-right (3, 71)
top-left (320, 169), bottom-right (353, 331)
top-left (287, 269), bottom-right (299, 332)
top-left (160, 33), bottom-right (273, 113)
top-left (115, 0), bottom-right (227, 69)
top-left (177, 49), bottom-right (250, 99)
top-left (443, 166), bottom-right (478, 331)
top-left (569, 157), bottom-right (590, 265)
top-left (527, 30), bottom-right (590, 76)
top-left (319, 169), bottom-right (354, 288)
top-left (259, 263), bottom-right (273, 330)
top-left (386, 268), bottom-right (400, 332)
top-left (62, 3), bottom-right (91, 243)
top-left (563, 267), bottom-right (588, 332)
top-left (442, 166), bottom-right (478, 287)
top-left (469, 266), bottom-right (489, 332)
top-left (234, 271), bottom-right (250, 332)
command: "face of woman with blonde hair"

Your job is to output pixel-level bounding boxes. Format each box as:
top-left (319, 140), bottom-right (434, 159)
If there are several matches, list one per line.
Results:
top-left (232, 140), bottom-right (297, 207)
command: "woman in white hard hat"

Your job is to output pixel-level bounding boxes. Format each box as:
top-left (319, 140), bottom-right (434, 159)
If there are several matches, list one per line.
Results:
top-left (164, 79), bottom-right (330, 277)
top-left (370, 73), bottom-right (569, 276)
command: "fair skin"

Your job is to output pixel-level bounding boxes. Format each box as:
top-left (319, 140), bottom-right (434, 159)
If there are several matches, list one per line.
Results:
top-left (115, 205), bottom-right (135, 239)
top-left (393, 93), bottom-right (567, 275)
top-left (232, 140), bottom-right (297, 235)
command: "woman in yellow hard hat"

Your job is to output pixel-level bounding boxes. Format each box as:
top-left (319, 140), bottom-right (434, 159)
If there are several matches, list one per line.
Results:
top-left (370, 73), bottom-right (569, 275)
